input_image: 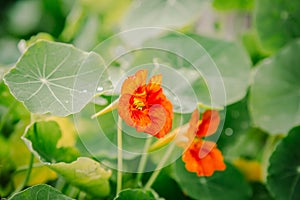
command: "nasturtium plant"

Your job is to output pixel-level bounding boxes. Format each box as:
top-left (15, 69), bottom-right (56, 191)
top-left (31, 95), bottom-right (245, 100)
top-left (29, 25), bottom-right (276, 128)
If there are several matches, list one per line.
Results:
top-left (249, 39), bottom-right (300, 134)
top-left (23, 120), bottom-right (79, 163)
top-left (1, 0), bottom-right (300, 199)
top-left (267, 126), bottom-right (300, 200)
top-left (255, 0), bottom-right (300, 52)
top-left (121, 0), bottom-right (207, 45)
top-left (174, 160), bottom-right (252, 200)
top-left (114, 189), bottom-right (158, 200)
top-left (50, 157), bottom-right (112, 198)
top-left (9, 184), bottom-right (75, 200)
top-left (4, 40), bottom-right (112, 116)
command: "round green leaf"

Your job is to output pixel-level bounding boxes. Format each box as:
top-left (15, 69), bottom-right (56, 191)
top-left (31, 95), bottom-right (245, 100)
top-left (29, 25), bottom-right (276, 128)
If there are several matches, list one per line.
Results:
top-left (50, 157), bottom-right (112, 198)
top-left (189, 34), bottom-right (251, 105)
top-left (132, 34), bottom-right (250, 111)
top-left (249, 39), bottom-right (300, 134)
top-left (23, 121), bottom-right (79, 163)
top-left (114, 189), bottom-right (156, 200)
top-left (174, 160), bottom-right (251, 200)
top-left (255, 0), bottom-right (300, 52)
top-left (4, 40), bottom-right (111, 116)
top-left (9, 184), bottom-right (74, 200)
top-left (267, 126), bottom-right (300, 200)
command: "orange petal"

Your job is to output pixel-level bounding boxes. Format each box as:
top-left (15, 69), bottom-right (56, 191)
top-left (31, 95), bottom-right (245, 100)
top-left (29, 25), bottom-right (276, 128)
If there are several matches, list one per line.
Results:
top-left (147, 74), bottom-right (162, 93)
top-left (182, 139), bottom-right (226, 176)
top-left (121, 70), bottom-right (147, 94)
top-left (197, 110), bottom-right (220, 138)
top-left (118, 94), bottom-right (135, 127)
top-left (142, 104), bottom-right (167, 136)
top-left (118, 69), bottom-right (173, 138)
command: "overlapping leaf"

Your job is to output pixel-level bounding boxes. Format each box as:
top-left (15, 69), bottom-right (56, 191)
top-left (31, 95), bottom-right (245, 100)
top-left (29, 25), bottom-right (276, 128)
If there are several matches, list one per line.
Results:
top-left (23, 121), bottom-right (79, 163)
top-left (255, 0), bottom-right (300, 52)
top-left (121, 0), bottom-right (207, 45)
top-left (9, 184), bottom-right (74, 200)
top-left (4, 40), bottom-right (111, 116)
top-left (249, 39), bottom-right (300, 134)
top-left (51, 157), bottom-right (112, 198)
top-left (267, 126), bottom-right (300, 200)
top-left (114, 189), bottom-right (158, 200)
top-left (174, 160), bottom-right (251, 200)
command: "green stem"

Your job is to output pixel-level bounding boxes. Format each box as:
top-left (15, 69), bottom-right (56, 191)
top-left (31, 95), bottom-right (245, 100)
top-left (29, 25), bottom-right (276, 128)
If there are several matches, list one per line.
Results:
top-left (116, 116), bottom-right (123, 194)
top-left (55, 177), bottom-right (67, 192)
top-left (15, 163), bottom-right (44, 172)
top-left (12, 153), bottom-right (34, 195)
top-left (66, 186), bottom-right (80, 199)
top-left (144, 142), bottom-right (175, 190)
top-left (22, 153), bottom-right (34, 186)
top-left (261, 135), bottom-right (278, 182)
top-left (135, 137), bottom-right (153, 186)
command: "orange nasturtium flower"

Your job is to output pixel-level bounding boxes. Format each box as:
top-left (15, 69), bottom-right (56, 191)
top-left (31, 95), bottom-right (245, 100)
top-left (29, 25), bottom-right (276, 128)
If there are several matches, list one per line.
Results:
top-left (179, 109), bottom-right (226, 176)
top-left (118, 69), bottom-right (173, 138)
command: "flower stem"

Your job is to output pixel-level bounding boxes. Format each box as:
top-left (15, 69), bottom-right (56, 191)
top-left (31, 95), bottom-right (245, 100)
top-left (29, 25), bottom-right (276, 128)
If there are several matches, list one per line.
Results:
top-left (144, 142), bottom-right (175, 190)
top-left (135, 136), bottom-right (153, 186)
top-left (116, 116), bottom-right (123, 194)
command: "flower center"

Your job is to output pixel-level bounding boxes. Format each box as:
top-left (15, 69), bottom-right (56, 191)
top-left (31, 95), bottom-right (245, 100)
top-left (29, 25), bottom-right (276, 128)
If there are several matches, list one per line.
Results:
top-left (133, 98), bottom-right (146, 110)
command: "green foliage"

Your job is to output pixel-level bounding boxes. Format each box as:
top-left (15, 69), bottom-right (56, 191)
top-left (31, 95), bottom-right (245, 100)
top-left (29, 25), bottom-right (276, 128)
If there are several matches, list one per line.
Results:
top-left (23, 121), bottom-right (79, 163)
top-left (213, 0), bottom-right (253, 11)
top-left (1, 0), bottom-right (300, 199)
top-left (249, 39), bottom-right (300, 134)
top-left (189, 34), bottom-right (251, 105)
top-left (114, 189), bottom-right (158, 200)
top-left (51, 157), bottom-right (112, 197)
top-left (4, 40), bottom-right (111, 116)
top-left (9, 184), bottom-right (75, 200)
top-left (267, 126), bottom-right (300, 200)
top-left (174, 160), bottom-right (252, 200)
top-left (255, 0), bottom-right (300, 52)
top-left (121, 0), bottom-right (207, 44)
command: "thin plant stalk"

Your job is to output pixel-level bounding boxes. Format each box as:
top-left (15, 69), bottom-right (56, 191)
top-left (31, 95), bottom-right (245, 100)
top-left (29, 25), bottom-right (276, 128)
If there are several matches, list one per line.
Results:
top-left (144, 142), bottom-right (175, 190)
top-left (116, 116), bottom-right (123, 194)
top-left (11, 153), bottom-right (34, 196)
top-left (135, 136), bottom-right (153, 186)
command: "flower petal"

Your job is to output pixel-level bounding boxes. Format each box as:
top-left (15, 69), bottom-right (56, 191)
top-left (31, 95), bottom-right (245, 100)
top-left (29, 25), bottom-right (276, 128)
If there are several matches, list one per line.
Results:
top-left (118, 69), bottom-right (173, 138)
top-left (182, 139), bottom-right (226, 176)
top-left (197, 110), bottom-right (220, 138)
top-left (121, 70), bottom-right (147, 94)
top-left (118, 94), bottom-right (135, 127)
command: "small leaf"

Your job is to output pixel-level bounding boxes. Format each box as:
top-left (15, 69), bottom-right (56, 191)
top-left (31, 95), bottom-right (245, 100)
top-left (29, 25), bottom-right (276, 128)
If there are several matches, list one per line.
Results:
top-left (50, 157), bottom-right (112, 197)
top-left (9, 184), bottom-right (74, 200)
top-left (255, 0), bottom-right (300, 52)
top-left (267, 126), bottom-right (300, 200)
top-left (23, 121), bottom-right (79, 163)
top-left (174, 160), bottom-right (251, 200)
top-left (4, 40), bottom-right (111, 116)
top-left (249, 39), bottom-right (300, 134)
top-left (114, 189), bottom-right (157, 200)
